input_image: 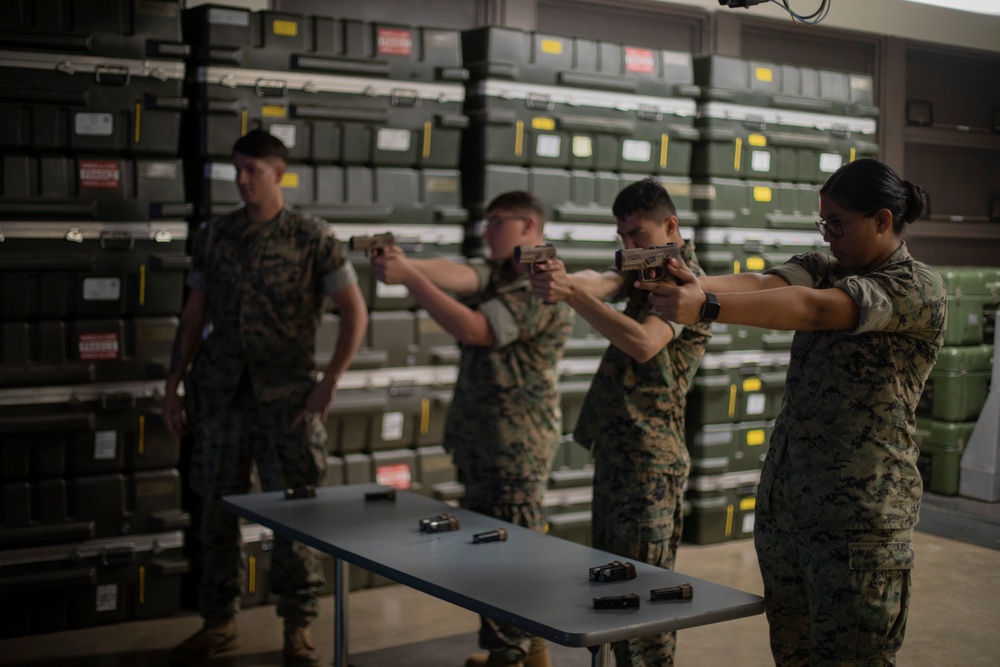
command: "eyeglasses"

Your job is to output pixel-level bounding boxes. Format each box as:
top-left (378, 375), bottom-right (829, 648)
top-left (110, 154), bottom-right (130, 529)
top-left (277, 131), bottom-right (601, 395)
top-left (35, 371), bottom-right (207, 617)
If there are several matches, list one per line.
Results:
top-left (483, 215), bottom-right (526, 231)
top-left (814, 211), bottom-right (877, 239)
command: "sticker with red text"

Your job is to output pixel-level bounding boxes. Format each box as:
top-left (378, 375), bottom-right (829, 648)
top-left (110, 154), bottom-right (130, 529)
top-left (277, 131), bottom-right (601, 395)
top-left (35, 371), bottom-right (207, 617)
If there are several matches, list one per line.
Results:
top-left (80, 160), bottom-right (121, 189)
top-left (378, 28), bottom-right (412, 56)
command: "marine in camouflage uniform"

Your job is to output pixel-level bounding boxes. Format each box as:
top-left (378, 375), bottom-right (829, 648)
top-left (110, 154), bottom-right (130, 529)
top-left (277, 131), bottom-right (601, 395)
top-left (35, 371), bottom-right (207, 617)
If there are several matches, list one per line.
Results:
top-left (449, 256), bottom-right (573, 661)
top-left (370, 191), bottom-right (572, 666)
top-left (185, 203), bottom-right (359, 623)
top-left (574, 243), bottom-right (710, 667)
top-left (756, 244), bottom-right (946, 666)
top-left (640, 159), bottom-right (947, 666)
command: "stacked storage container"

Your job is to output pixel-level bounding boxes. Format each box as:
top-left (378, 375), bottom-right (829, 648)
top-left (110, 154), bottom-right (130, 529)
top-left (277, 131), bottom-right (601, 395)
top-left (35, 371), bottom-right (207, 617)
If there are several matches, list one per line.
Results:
top-left (460, 26), bottom-right (703, 543)
top-left (682, 55), bottom-right (880, 544)
top-left (915, 267), bottom-right (999, 496)
top-left (0, 0), bottom-right (192, 636)
top-left (182, 4), bottom-right (470, 592)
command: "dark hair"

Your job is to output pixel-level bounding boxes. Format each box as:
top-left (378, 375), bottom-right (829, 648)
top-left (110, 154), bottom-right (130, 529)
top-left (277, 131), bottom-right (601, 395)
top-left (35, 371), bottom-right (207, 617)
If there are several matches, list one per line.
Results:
top-left (820, 158), bottom-right (926, 234)
top-left (486, 191), bottom-right (546, 224)
top-left (232, 129), bottom-right (289, 162)
top-left (612, 177), bottom-right (677, 223)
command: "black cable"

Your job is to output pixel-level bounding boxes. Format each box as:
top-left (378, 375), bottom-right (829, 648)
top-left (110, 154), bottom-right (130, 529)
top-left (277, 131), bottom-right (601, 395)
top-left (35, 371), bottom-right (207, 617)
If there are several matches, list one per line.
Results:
top-left (766, 0), bottom-right (832, 25)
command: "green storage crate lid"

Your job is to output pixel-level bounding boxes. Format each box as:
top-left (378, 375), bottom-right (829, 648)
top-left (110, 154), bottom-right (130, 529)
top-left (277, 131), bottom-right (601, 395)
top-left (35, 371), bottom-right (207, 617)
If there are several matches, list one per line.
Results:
top-left (931, 344), bottom-right (994, 374)
top-left (934, 266), bottom-right (1000, 300)
top-left (914, 417), bottom-right (976, 452)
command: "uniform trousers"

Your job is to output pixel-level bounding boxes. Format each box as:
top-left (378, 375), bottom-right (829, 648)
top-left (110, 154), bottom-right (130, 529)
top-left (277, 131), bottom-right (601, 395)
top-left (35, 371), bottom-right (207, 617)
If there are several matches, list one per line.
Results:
top-left (189, 400), bottom-right (328, 622)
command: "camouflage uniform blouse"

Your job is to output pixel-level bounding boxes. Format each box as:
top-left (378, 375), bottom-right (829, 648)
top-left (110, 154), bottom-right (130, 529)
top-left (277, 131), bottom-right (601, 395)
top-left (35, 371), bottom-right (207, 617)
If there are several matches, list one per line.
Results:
top-left (573, 242), bottom-right (712, 475)
top-left (186, 205), bottom-right (357, 410)
top-left (445, 258), bottom-right (573, 485)
top-left (760, 242), bottom-right (947, 530)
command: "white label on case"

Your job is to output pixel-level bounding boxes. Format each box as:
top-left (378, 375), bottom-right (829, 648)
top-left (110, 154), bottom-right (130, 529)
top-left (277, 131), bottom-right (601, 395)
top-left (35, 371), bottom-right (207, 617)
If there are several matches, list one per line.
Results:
top-left (750, 150), bottom-right (771, 172)
top-left (269, 124), bottom-right (297, 149)
top-left (83, 277), bottom-right (121, 301)
top-left (210, 163), bottom-right (237, 181)
top-left (745, 393), bottom-right (766, 416)
top-left (381, 412), bottom-right (405, 441)
top-left (742, 511), bottom-right (755, 534)
top-left (535, 134), bottom-right (562, 158)
top-left (622, 139), bottom-right (652, 162)
top-left (572, 135), bottom-right (593, 158)
top-left (819, 153), bottom-right (843, 173)
top-left (377, 128), bottom-right (411, 152)
top-left (96, 584), bottom-right (118, 612)
top-left (94, 431), bottom-right (118, 460)
top-left (75, 113), bottom-right (114, 136)
top-left (375, 282), bottom-right (409, 300)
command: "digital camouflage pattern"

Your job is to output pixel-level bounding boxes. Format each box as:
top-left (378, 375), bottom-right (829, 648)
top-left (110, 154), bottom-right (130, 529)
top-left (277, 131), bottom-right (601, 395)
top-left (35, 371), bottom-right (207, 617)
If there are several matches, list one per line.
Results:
top-left (574, 242), bottom-right (711, 476)
top-left (591, 463), bottom-right (686, 667)
top-left (446, 258), bottom-right (572, 490)
top-left (756, 242), bottom-right (946, 663)
top-left (188, 205), bottom-right (355, 410)
top-left (185, 204), bottom-right (354, 621)
top-left (189, 403), bottom-right (328, 621)
top-left (755, 519), bottom-right (914, 665)
top-left (576, 242), bottom-right (711, 667)
top-left (445, 257), bottom-right (572, 662)
top-left (758, 243), bottom-right (947, 530)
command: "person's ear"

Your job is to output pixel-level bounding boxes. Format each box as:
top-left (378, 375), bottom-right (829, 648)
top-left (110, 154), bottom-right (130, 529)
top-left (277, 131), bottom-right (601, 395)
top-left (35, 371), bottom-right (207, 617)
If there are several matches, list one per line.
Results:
top-left (272, 161), bottom-right (286, 185)
top-left (874, 208), bottom-right (893, 233)
top-left (663, 214), bottom-right (679, 236)
top-left (520, 214), bottom-right (538, 235)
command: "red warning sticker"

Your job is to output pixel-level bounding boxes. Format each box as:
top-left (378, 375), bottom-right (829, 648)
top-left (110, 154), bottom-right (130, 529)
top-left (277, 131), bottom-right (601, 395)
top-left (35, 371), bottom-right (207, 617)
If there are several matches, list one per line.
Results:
top-left (625, 47), bottom-right (655, 74)
top-left (80, 160), bottom-right (121, 189)
top-left (377, 28), bottom-right (412, 56)
top-left (78, 332), bottom-right (119, 360)
top-left (375, 463), bottom-right (412, 489)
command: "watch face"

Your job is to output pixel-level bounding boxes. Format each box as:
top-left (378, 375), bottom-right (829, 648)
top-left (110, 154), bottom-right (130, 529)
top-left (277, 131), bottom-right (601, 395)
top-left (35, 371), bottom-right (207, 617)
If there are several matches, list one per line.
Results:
top-left (702, 293), bottom-right (720, 321)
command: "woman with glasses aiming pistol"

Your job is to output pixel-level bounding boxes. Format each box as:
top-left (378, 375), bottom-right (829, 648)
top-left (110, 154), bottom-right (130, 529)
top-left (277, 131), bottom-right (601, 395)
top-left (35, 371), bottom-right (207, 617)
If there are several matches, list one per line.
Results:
top-left (638, 158), bottom-right (948, 666)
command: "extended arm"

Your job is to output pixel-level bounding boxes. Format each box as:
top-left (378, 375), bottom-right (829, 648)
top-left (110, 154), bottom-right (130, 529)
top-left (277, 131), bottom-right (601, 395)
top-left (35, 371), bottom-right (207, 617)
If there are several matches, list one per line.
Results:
top-left (532, 260), bottom-right (673, 363)
top-left (373, 246), bottom-right (495, 346)
top-left (639, 259), bottom-right (860, 331)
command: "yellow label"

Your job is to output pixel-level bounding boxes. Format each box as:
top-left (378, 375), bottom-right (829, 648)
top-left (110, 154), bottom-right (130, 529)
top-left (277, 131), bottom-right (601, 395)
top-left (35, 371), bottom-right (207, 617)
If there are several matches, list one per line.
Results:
top-left (746, 429), bottom-right (766, 446)
top-left (281, 172), bottom-right (299, 188)
top-left (755, 67), bottom-right (773, 82)
top-left (753, 186), bottom-right (772, 202)
top-left (746, 256), bottom-right (766, 271)
top-left (262, 105), bottom-right (287, 118)
top-left (743, 378), bottom-right (762, 392)
top-left (420, 398), bottom-right (430, 435)
top-left (273, 19), bottom-right (298, 36)
top-left (532, 117), bottom-right (556, 131)
top-left (540, 38), bottom-right (564, 55)
top-left (740, 497), bottom-right (757, 511)
top-left (748, 133), bottom-right (767, 147)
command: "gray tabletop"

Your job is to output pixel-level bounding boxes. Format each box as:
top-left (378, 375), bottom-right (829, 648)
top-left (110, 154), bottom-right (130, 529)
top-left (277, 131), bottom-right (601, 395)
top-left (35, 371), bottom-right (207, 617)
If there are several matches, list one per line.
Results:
top-left (223, 484), bottom-right (764, 649)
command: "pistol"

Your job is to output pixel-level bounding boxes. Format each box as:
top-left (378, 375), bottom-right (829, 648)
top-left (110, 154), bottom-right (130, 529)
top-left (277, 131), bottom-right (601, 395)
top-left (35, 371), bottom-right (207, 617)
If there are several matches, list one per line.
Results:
top-left (614, 243), bottom-right (681, 282)
top-left (514, 243), bottom-right (557, 268)
top-left (349, 232), bottom-right (396, 254)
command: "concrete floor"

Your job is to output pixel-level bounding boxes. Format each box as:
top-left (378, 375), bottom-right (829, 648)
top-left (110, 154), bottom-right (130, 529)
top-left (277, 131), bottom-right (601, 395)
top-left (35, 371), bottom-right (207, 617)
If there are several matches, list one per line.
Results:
top-left (3, 530), bottom-right (998, 666)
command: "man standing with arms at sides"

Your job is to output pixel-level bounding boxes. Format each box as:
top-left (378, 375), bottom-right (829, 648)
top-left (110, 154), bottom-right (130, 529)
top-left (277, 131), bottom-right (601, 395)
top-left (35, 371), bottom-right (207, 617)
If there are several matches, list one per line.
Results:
top-left (163, 130), bottom-right (368, 667)
top-left (372, 191), bottom-right (572, 667)
top-left (530, 177), bottom-right (711, 667)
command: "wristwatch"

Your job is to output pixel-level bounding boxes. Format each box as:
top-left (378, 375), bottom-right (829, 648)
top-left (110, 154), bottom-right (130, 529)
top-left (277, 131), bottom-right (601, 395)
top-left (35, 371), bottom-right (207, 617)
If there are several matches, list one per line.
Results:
top-left (700, 292), bottom-right (720, 322)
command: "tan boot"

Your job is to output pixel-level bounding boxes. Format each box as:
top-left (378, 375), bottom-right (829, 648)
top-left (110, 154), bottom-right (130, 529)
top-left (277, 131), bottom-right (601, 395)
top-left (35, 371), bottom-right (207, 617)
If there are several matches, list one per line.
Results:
top-left (170, 616), bottom-right (237, 664)
top-left (284, 619), bottom-right (321, 667)
top-left (524, 636), bottom-right (551, 667)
